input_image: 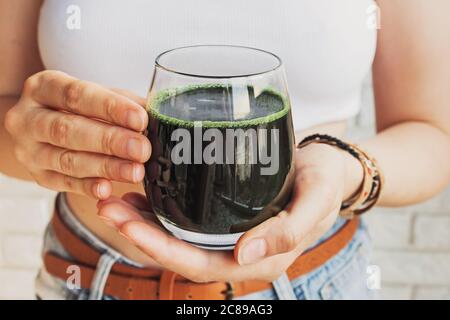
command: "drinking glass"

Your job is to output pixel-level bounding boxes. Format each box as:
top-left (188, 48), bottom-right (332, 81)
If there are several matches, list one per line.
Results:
top-left (145, 45), bottom-right (295, 249)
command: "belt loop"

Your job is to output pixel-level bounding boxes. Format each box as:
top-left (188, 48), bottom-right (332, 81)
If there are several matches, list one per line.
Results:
top-left (159, 270), bottom-right (178, 300)
top-left (272, 272), bottom-right (297, 300)
top-left (88, 252), bottom-right (119, 300)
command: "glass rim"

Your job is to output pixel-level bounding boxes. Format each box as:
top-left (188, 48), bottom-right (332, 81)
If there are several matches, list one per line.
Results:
top-left (154, 45), bottom-right (283, 79)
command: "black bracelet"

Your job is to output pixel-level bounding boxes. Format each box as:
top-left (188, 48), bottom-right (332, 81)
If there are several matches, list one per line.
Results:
top-left (298, 134), bottom-right (360, 160)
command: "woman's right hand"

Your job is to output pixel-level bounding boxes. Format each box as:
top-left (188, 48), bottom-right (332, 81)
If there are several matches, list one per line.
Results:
top-left (4, 70), bottom-right (151, 199)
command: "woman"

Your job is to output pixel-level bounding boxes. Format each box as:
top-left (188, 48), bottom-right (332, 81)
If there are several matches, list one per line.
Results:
top-left (0, 0), bottom-right (449, 300)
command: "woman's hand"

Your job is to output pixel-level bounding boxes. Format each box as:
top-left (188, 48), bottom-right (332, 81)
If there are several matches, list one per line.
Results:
top-left (4, 70), bottom-right (151, 199)
top-left (97, 143), bottom-right (362, 282)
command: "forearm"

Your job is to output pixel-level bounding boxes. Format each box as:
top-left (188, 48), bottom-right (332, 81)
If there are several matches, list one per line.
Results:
top-left (358, 121), bottom-right (449, 207)
top-left (0, 95), bottom-right (33, 181)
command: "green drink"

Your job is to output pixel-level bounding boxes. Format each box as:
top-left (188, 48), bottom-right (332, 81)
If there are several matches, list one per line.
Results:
top-left (145, 85), bottom-right (295, 249)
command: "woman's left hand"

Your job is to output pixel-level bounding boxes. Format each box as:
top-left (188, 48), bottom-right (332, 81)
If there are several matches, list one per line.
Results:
top-left (97, 143), bottom-right (361, 282)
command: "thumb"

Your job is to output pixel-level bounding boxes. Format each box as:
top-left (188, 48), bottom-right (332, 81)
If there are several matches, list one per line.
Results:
top-left (235, 174), bottom-right (337, 265)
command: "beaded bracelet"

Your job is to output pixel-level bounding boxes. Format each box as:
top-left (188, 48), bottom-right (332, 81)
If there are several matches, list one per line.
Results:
top-left (297, 134), bottom-right (384, 219)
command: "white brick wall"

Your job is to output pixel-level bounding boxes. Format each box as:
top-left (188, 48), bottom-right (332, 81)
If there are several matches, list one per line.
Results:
top-left (0, 175), bottom-right (55, 300)
top-left (414, 214), bottom-right (450, 249)
top-left (0, 78), bottom-right (448, 299)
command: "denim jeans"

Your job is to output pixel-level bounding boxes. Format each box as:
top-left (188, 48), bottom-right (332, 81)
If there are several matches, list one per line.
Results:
top-left (35, 193), bottom-right (375, 300)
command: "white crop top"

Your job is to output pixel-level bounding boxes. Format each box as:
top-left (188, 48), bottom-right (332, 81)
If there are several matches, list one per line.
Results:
top-left (38, 0), bottom-right (377, 130)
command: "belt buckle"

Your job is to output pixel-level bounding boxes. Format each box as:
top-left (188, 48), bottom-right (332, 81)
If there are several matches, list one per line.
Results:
top-left (221, 282), bottom-right (234, 300)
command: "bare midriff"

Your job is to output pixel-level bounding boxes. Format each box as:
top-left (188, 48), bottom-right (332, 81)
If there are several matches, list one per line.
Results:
top-left (66, 182), bottom-right (163, 269)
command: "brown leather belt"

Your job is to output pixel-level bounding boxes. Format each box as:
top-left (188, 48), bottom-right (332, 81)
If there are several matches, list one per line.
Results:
top-left (44, 209), bottom-right (359, 300)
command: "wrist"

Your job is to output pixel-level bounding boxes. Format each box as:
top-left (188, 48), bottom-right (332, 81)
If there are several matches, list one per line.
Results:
top-left (298, 134), bottom-right (383, 218)
top-left (299, 142), bottom-right (364, 201)
top-left (340, 147), bottom-right (364, 201)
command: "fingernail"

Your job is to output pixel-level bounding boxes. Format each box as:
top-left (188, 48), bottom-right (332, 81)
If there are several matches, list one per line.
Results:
top-left (127, 138), bottom-right (143, 160)
top-left (96, 183), bottom-right (109, 199)
top-left (134, 164), bottom-right (144, 182)
top-left (127, 110), bottom-right (143, 131)
top-left (238, 238), bottom-right (267, 265)
top-left (99, 215), bottom-right (116, 228)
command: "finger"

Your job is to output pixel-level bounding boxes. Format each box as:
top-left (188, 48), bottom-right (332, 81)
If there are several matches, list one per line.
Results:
top-left (28, 108), bottom-right (151, 162)
top-left (97, 197), bottom-right (162, 228)
top-left (235, 171), bottom-right (340, 265)
top-left (97, 195), bottom-right (151, 213)
top-left (27, 71), bottom-right (148, 132)
top-left (35, 170), bottom-right (112, 199)
top-left (34, 144), bottom-right (145, 183)
top-left (121, 192), bottom-right (151, 211)
top-left (97, 196), bottom-right (137, 211)
top-left (119, 221), bottom-right (260, 282)
top-left (110, 88), bottom-right (147, 107)
top-left (97, 196), bottom-right (124, 209)
top-left (97, 200), bottom-right (147, 228)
